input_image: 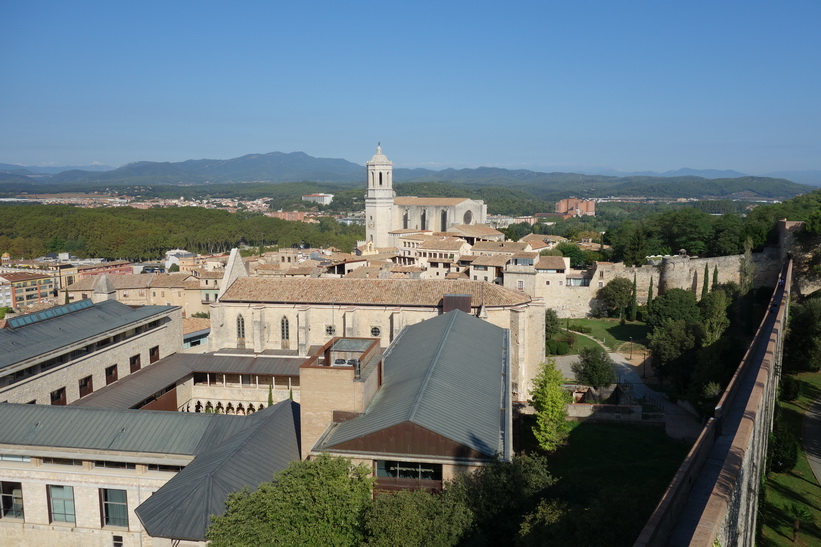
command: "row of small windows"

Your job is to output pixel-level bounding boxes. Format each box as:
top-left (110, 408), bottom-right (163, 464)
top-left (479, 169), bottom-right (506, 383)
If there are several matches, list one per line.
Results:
top-left (235, 316), bottom-right (382, 344)
top-left (0, 481), bottom-right (128, 528)
top-left (0, 320), bottom-right (162, 388)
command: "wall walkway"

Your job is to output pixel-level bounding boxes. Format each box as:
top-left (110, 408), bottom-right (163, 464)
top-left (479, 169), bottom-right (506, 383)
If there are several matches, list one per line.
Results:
top-left (635, 260), bottom-right (791, 547)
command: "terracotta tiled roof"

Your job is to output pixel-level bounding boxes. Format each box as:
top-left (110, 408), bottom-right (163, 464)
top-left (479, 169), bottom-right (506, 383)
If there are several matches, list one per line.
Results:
top-left (536, 256), bottom-right (568, 270)
top-left (150, 273), bottom-right (194, 288)
top-left (471, 255), bottom-right (512, 267)
top-left (448, 224), bottom-right (504, 237)
top-left (471, 241), bottom-right (530, 253)
top-left (66, 273), bottom-right (154, 291)
top-left (418, 237), bottom-right (468, 251)
top-left (182, 317), bottom-right (211, 335)
top-left (445, 272), bottom-right (469, 280)
top-left (343, 267), bottom-right (383, 279)
top-left (394, 197), bottom-right (469, 206)
top-left (220, 278), bottom-right (531, 308)
top-left (192, 269), bottom-right (224, 279)
top-left (512, 252), bottom-right (539, 259)
top-left (0, 272), bottom-right (52, 282)
top-left (520, 234), bottom-right (567, 243)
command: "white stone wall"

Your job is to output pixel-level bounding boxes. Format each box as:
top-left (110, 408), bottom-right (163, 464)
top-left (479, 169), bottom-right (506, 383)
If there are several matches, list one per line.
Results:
top-left (0, 455), bottom-right (199, 547)
top-left (210, 301), bottom-right (543, 403)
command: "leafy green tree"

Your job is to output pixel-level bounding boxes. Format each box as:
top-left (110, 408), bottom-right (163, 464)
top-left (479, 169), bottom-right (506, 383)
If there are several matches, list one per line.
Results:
top-left (623, 223), bottom-right (648, 266)
top-left (648, 319), bottom-right (697, 385)
top-left (739, 237), bottom-right (755, 296)
top-left (701, 263), bottom-right (709, 301)
top-left (784, 298), bottom-right (821, 372)
top-left (529, 360), bottom-right (572, 452)
top-left (597, 277), bottom-right (633, 321)
top-left (363, 489), bottom-right (472, 546)
top-left (556, 242), bottom-right (586, 268)
top-left (207, 454), bottom-right (375, 547)
top-left (647, 288), bottom-right (700, 330)
top-left (167, 263), bottom-right (180, 272)
top-left (545, 308), bottom-right (561, 339)
top-left (699, 289), bottom-right (731, 346)
top-left (447, 454), bottom-right (556, 545)
top-left (571, 347), bottom-right (617, 389)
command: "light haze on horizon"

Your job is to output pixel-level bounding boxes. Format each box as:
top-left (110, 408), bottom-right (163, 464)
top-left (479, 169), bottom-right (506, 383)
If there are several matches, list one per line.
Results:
top-left (2, 1), bottom-right (820, 175)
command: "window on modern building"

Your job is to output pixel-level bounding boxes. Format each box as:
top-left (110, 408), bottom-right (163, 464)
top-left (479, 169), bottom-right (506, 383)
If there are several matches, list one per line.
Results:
top-left (105, 365), bottom-right (118, 385)
top-left (371, 326), bottom-right (380, 337)
top-left (129, 354), bottom-right (141, 373)
top-left (147, 464), bottom-right (184, 472)
top-left (0, 481), bottom-right (23, 519)
top-left (50, 387), bottom-right (66, 406)
top-left (94, 461), bottom-right (136, 470)
top-left (47, 485), bottom-right (75, 524)
top-left (0, 455), bottom-right (30, 462)
top-left (41, 458), bottom-right (82, 466)
top-left (376, 460), bottom-right (443, 481)
top-left (100, 489), bottom-right (128, 528)
top-left (325, 325), bottom-right (336, 336)
top-left (149, 346), bottom-right (159, 364)
top-left (78, 375), bottom-right (93, 398)
top-left (517, 280), bottom-right (524, 291)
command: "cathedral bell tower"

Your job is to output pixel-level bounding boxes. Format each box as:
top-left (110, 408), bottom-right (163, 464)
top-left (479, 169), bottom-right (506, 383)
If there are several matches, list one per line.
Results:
top-left (364, 144), bottom-right (394, 248)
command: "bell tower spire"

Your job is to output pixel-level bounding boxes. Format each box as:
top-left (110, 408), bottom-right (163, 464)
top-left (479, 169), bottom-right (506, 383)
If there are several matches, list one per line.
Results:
top-left (365, 144), bottom-right (394, 247)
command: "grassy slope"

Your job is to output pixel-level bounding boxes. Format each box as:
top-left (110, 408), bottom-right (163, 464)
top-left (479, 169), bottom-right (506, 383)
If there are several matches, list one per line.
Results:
top-left (759, 371), bottom-right (821, 546)
top-left (518, 418), bottom-right (689, 546)
top-left (564, 317), bottom-right (649, 351)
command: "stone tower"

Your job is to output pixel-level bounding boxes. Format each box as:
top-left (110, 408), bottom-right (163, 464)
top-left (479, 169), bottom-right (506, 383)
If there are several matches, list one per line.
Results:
top-left (365, 144), bottom-right (394, 248)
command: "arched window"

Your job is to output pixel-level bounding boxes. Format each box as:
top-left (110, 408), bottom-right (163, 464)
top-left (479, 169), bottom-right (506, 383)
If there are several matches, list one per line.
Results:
top-left (463, 210), bottom-right (473, 225)
top-left (281, 316), bottom-right (290, 349)
top-left (379, 172), bottom-right (383, 186)
top-left (440, 210), bottom-right (447, 231)
top-left (403, 209), bottom-right (409, 229)
top-left (237, 314), bottom-right (245, 338)
top-left (421, 210), bottom-right (427, 231)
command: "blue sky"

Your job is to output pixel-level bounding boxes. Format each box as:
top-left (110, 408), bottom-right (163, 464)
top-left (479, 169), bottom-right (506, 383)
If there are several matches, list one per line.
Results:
top-left (2, 1), bottom-right (820, 174)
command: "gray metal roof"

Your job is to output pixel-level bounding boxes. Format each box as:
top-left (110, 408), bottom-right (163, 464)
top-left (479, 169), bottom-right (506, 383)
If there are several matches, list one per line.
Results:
top-left (0, 403), bottom-right (240, 456)
top-left (135, 400), bottom-right (300, 541)
top-left (319, 310), bottom-right (507, 457)
top-left (72, 353), bottom-right (304, 409)
top-left (0, 300), bottom-right (176, 371)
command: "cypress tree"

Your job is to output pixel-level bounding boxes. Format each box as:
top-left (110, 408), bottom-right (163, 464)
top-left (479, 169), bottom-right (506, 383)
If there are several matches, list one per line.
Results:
top-left (712, 265), bottom-right (719, 290)
top-left (268, 383), bottom-right (274, 406)
top-left (701, 263), bottom-right (710, 301)
top-left (647, 277), bottom-right (654, 314)
top-left (630, 273), bottom-right (638, 321)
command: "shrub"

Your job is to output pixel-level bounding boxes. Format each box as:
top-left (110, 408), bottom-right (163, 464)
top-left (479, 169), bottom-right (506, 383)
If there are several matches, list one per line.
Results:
top-left (780, 375), bottom-right (802, 401)
top-left (555, 342), bottom-right (570, 355)
top-left (769, 429), bottom-right (798, 473)
top-left (567, 324), bottom-right (592, 334)
top-left (546, 340), bottom-right (558, 355)
top-left (560, 332), bottom-right (577, 348)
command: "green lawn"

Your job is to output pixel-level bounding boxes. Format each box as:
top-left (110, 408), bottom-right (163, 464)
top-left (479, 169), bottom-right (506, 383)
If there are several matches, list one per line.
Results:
top-left (759, 371), bottom-right (821, 546)
top-left (563, 317), bottom-right (649, 352)
top-left (517, 418), bottom-right (689, 545)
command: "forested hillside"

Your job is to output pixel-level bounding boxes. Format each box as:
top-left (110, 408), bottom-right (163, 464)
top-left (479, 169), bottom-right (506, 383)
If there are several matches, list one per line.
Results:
top-left (0, 205), bottom-right (364, 260)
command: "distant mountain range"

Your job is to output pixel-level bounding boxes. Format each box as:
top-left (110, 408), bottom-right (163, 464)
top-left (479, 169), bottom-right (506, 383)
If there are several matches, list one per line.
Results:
top-left (0, 152), bottom-right (818, 200)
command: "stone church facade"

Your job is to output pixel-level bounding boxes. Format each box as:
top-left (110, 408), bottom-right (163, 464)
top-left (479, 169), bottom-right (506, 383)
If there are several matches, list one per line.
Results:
top-left (364, 145), bottom-right (487, 248)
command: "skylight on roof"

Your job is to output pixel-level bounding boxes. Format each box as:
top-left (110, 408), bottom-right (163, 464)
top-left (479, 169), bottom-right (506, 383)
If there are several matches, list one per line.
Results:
top-left (7, 299), bottom-right (93, 329)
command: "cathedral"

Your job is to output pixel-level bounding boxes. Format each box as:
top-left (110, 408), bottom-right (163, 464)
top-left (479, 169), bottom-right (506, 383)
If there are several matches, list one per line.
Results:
top-left (364, 145), bottom-right (488, 248)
